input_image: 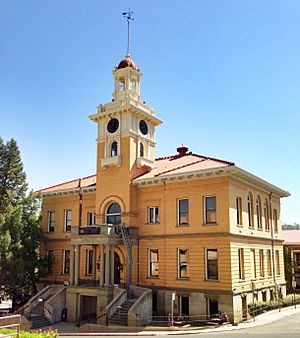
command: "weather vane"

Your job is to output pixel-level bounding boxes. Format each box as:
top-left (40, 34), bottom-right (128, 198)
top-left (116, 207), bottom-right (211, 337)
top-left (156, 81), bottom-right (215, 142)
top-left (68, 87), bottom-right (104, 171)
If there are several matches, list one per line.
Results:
top-left (122, 9), bottom-right (134, 55)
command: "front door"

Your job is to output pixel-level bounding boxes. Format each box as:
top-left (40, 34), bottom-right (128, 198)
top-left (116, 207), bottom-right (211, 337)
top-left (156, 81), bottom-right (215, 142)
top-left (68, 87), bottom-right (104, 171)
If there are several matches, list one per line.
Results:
top-left (242, 296), bottom-right (247, 321)
top-left (114, 252), bottom-right (121, 284)
top-left (181, 296), bottom-right (190, 316)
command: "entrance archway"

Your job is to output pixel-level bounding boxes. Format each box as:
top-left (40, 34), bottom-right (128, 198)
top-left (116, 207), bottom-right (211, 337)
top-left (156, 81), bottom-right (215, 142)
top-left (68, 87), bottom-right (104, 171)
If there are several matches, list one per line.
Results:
top-left (114, 252), bottom-right (121, 285)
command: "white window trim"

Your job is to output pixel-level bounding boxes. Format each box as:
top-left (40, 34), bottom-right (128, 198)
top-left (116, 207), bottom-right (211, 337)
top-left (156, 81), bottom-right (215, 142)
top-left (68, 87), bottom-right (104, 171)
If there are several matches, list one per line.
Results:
top-left (148, 248), bottom-right (159, 278)
top-left (177, 248), bottom-right (189, 279)
top-left (64, 209), bottom-right (72, 232)
top-left (148, 206), bottom-right (159, 224)
top-left (48, 211), bottom-right (55, 233)
top-left (205, 248), bottom-right (219, 281)
top-left (177, 198), bottom-right (189, 226)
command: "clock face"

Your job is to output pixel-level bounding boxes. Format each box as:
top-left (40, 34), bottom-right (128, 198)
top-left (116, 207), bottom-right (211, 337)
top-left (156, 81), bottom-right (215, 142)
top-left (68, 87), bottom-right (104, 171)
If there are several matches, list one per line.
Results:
top-left (139, 120), bottom-right (148, 135)
top-left (107, 118), bottom-right (119, 133)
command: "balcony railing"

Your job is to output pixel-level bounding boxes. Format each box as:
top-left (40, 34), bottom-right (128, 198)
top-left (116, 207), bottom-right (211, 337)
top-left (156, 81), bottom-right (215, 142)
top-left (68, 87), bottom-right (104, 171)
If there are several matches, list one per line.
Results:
top-left (72, 224), bottom-right (131, 236)
top-left (78, 226), bottom-right (101, 235)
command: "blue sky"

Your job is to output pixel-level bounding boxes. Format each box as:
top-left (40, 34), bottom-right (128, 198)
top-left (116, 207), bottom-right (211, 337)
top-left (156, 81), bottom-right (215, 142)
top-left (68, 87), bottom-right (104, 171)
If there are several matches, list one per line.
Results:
top-left (0, 0), bottom-right (299, 224)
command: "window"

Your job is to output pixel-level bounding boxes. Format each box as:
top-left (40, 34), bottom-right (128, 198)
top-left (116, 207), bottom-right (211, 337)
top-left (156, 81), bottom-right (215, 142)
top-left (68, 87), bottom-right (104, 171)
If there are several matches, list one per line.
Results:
top-left (276, 250), bottom-right (280, 275)
top-left (46, 250), bottom-right (54, 274)
top-left (256, 196), bottom-right (262, 230)
top-left (63, 250), bottom-right (70, 274)
top-left (259, 249), bottom-right (264, 277)
top-left (106, 202), bottom-right (121, 225)
top-left (140, 142), bottom-right (144, 157)
top-left (178, 249), bottom-right (189, 279)
top-left (294, 252), bottom-right (300, 268)
top-left (206, 249), bottom-right (218, 280)
top-left (247, 193), bottom-right (254, 228)
top-left (264, 199), bottom-right (270, 231)
top-left (64, 210), bottom-right (72, 232)
top-left (207, 299), bottom-right (219, 316)
top-left (86, 249), bottom-right (93, 275)
top-left (262, 291), bottom-right (267, 302)
top-left (236, 197), bottom-right (242, 225)
top-left (205, 196), bottom-right (216, 224)
top-left (148, 206), bottom-right (159, 224)
top-left (118, 77), bottom-right (125, 91)
top-left (132, 79), bottom-right (137, 92)
top-left (273, 209), bottom-right (278, 233)
top-left (48, 211), bottom-right (55, 232)
top-left (267, 250), bottom-right (272, 276)
top-left (149, 249), bottom-right (159, 277)
top-left (87, 212), bottom-right (96, 225)
top-left (177, 199), bottom-right (189, 225)
top-left (111, 141), bottom-right (118, 157)
top-left (250, 249), bottom-right (256, 279)
top-left (238, 248), bottom-right (245, 280)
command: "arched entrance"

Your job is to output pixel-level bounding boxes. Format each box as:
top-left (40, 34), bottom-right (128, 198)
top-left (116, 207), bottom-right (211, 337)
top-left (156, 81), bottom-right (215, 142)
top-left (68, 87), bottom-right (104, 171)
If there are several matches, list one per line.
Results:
top-left (114, 252), bottom-right (121, 285)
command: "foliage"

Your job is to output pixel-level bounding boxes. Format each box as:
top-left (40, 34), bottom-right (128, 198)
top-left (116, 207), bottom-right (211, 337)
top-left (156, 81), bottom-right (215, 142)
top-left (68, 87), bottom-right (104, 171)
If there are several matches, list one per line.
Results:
top-left (0, 328), bottom-right (58, 338)
top-left (0, 137), bottom-right (49, 310)
top-left (284, 246), bottom-right (297, 293)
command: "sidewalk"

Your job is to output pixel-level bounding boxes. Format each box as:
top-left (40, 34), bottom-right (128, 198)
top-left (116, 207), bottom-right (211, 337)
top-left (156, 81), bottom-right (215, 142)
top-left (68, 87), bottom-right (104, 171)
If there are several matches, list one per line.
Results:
top-left (42, 305), bottom-right (300, 336)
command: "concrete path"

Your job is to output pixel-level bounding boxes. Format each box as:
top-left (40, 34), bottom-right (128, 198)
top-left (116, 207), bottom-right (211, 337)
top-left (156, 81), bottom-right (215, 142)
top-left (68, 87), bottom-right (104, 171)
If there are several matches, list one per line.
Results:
top-left (36, 305), bottom-right (300, 336)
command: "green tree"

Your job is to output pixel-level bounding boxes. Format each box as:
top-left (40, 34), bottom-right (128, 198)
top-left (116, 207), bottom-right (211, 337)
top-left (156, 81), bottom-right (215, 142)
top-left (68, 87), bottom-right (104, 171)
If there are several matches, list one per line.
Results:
top-left (0, 137), bottom-right (48, 310)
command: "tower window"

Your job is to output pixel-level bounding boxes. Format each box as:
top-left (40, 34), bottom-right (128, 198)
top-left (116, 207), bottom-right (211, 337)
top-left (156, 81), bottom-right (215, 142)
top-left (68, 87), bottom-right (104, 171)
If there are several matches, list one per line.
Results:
top-left (106, 202), bottom-right (121, 225)
top-left (140, 142), bottom-right (144, 157)
top-left (118, 77), bottom-right (125, 92)
top-left (111, 141), bottom-right (118, 157)
top-left (132, 80), bottom-right (137, 92)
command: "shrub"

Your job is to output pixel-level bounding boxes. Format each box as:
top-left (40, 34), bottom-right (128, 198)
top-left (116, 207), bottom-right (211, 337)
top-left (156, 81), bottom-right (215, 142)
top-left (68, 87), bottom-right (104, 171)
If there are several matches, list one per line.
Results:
top-left (0, 328), bottom-right (58, 338)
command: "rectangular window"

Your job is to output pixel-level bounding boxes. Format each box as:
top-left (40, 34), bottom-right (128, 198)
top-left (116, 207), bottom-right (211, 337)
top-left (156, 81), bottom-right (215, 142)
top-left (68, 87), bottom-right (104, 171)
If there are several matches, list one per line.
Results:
top-left (148, 207), bottom-right (159, 224)
top-left (206, 249), bottom-right (218, 280)
top-left (87, 212), bottom-right (96, 225)
top-left (205, 196), bottom-right (217, 224)
top-left (177, 199), bottom-right (189, 225)
top-left (238, 248), bottom-right (245, 280)
top-left (149, 249), bottom-right (159, 277)
top-left (250, 249), bottom-right (256, 279)
top-left (267, 250), bottom-right (272, 276)
top-left (236, 197), bottom-right (242, 225)
top-left (86, 249), bottom-right (93, 275)
top-left (178, 249), bottom-right (189, 279)
top-left (259, 249), bottom-right (264, 277)
top-left (207, 299), bottom-right (219, 316)
top-left (63, 250), bottom-right (70, 274)
top-left (276, 250), bottom-right (280, 275)
top-left (64, 210), bottom-right (72, 232)
top-left (46, 250), bottom-right (54, 274)
top-left (273, 209), bottom-right (278, 233)
top-left (48, 211), bottom-right (55, 232)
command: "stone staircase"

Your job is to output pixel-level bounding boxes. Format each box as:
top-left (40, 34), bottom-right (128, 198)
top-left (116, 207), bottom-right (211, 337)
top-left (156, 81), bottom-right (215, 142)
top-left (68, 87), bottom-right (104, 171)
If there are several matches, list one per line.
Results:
top-left (30, 297), bottom-right (51, 328)
top-left (108, 298), bottom-right (137, 326)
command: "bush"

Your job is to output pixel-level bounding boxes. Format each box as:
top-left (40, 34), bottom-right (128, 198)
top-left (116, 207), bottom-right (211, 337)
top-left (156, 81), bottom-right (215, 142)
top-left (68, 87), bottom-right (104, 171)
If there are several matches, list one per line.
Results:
top-left (0, 328), bottom-right (58, 337)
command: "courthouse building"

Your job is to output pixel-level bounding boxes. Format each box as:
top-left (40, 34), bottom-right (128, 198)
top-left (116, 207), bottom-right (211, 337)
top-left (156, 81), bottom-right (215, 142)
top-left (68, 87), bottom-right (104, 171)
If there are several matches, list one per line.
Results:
top-left (38, 53), bottom-right (289, 325)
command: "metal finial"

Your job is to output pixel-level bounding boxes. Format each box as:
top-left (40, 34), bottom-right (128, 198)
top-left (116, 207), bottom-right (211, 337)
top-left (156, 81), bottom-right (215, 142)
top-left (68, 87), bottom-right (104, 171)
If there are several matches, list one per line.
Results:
top-left (122, 9), bottom-right (134, 55)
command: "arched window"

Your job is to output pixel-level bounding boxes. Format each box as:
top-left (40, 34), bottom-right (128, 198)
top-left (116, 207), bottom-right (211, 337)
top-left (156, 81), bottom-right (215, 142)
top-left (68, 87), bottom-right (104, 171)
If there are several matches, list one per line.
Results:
top-left (140, 142), bottom-right (144, 157)
top-left (111, 141), bottom-right (118, 157)
top-left (247, 193), bottom-right (254, 228)
top-left (106, 202), bottom-right (121, 225)
top-left (264, 199), bottom-right (270, 231)
top-left (256, 196), bottom-right (262, 230)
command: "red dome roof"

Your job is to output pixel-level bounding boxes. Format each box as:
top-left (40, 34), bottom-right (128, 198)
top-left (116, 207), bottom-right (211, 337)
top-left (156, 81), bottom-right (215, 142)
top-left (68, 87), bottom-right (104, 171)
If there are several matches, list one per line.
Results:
top-left (117, 54), bottom-right (139, 71)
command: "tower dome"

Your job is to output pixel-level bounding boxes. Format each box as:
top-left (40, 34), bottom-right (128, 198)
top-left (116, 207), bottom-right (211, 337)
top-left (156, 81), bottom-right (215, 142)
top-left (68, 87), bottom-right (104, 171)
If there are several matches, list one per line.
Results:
top-left (117, 53), bottom-right (139, 71)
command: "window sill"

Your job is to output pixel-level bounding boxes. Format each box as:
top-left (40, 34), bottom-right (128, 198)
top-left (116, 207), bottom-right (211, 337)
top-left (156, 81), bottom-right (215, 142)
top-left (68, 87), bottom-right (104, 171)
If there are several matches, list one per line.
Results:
top-left (204, 278), bottom-right (219, 282)
top-left (257, 228), bottom-right (263, 231)
top-left (177, 277), bottom-right (190, 281)
top-left (202, 223), bottom-right (218, 226)
top-left (146, 222), bottom-right (160, 225)
top-left (176, 224), bottom-right (190, 227)
top-left (147, 276), bottom-right (159, 279)
top-left (236, 224), bottom-right (243, 228)
top-left (239, 279), bottom-right (246, 283)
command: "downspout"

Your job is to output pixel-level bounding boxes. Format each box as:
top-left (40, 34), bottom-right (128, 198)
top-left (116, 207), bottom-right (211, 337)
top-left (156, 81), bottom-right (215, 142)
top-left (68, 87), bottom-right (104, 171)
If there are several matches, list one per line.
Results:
top-left (78, 178), bottom-right (83, 227)
top-left (269, 192), bottom-right (277, 297)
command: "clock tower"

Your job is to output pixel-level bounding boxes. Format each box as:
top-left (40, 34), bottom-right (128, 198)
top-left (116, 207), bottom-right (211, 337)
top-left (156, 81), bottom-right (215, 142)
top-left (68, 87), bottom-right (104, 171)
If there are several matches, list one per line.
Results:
top-left (89, 54), bottom-right (163, 226)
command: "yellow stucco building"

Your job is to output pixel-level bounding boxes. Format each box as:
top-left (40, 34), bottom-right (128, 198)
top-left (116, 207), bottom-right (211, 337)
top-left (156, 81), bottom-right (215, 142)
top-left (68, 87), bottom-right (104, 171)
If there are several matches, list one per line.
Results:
top-left (35, 53), bottom-right (289, 326)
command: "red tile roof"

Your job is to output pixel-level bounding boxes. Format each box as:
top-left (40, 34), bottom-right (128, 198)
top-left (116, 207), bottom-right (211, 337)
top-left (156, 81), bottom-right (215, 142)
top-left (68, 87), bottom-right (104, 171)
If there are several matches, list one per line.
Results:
top-left (282, 230), bottom-right (300, 244)
top-left (38, 174), bottom-right (96, 194)
top-left (38, 152), bottom-right (233, 194)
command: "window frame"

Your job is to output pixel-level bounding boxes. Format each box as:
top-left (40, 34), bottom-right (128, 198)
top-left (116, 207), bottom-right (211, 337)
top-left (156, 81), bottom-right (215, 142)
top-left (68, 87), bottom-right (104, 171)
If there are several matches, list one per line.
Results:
top-left (177, 198), bottom-right (189, 226)
top-left (238, 248), bottom-right (245, 280)
top-left (111, 141), bottom-right (118, 157)
top-left (256, 196), bottom-right (262, 230)
top-left (236, 196), bottom-right (242, 225)
top-left (148, 249), bottom-right (159, 278)
top-left (205, 248), bottom-right (219, 281)
top-left (86, 249), bottom-right (93, 276)
top-left (267, 249), bottom-right (272, 276)
top-left (46, 249), bottom-right (54, 274)
top-left (106, 202), bottom-right (121, 225)
top-left (247, 193), bottom-right (254, 228)
top-left (147, 206), bottom-right (159, 224)
top-left (275, 250), bottom-right (280, 275)
top-left (250, 249), bottom-right (256, 279)
top-left (264, 199), bottom-right (270, 231)
top-left (63, 249), bottom-right (70, 275)
top-left (204, 196), bottom-right (217, 225)
top-left (273, 209), bottom-right (278, 233)
top-left (177, 248), bottom-right (189, 279)
top-left (259, 249), bottom-right (265, 277)
top-left (87, 212), bottom-right (96, 226)
top-left (64, 209), bottom-right (72, 232)
top-left (48, 211), bottom-right (55, 233)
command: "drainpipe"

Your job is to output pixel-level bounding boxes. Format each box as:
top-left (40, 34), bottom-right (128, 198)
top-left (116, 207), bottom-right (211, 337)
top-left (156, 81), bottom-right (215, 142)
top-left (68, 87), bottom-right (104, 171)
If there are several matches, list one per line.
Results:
top-left (78, 178), bottom-right (83, 227)
top-left (269, 192), bottom-right (277, 298)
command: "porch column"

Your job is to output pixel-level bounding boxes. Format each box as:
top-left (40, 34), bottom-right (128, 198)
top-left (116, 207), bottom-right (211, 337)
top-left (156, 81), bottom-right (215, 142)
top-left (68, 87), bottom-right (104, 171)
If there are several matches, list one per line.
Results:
top-left (99, 243), bottom-right (105, 288)
top-left (104, 244), bottom-right (110, 287)
top-left (110, 244), bottom-right (115, 286)
top-left (74, 244), bottom-right (80, 286)
top-left (92, 244), bottom-right (97, 282)
top-left (69, 245), bottom-right (75, 285)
